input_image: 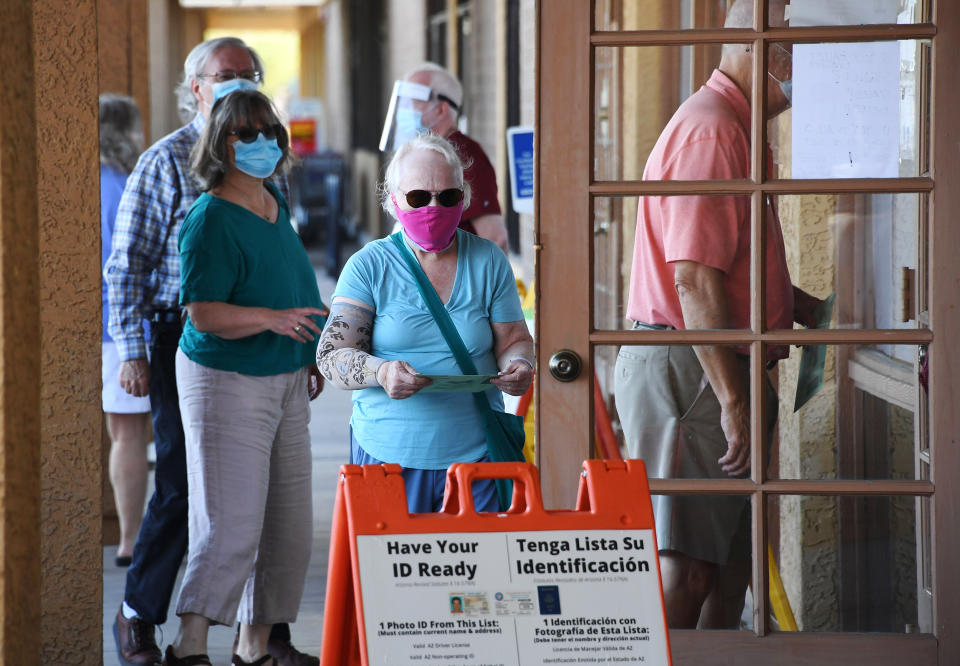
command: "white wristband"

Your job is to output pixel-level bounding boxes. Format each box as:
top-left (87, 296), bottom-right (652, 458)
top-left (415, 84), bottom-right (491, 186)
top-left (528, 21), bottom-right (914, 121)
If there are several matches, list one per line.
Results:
top-left (508, 356), bottom-right (534, 370)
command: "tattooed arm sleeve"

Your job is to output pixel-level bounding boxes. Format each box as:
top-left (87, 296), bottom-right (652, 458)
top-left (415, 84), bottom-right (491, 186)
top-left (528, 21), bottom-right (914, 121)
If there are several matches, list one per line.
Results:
top-left (316, 298), bottom-right (387, 390)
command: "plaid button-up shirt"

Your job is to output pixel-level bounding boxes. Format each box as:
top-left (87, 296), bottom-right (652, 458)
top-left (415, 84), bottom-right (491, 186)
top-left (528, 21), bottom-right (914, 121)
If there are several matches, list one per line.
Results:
top-left (104, 112), bottom-right (289, 361)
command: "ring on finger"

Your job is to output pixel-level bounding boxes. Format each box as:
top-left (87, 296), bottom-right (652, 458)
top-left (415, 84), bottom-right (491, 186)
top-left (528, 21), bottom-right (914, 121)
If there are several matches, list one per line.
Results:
top-left (294, 324), bottom-right (302, 332)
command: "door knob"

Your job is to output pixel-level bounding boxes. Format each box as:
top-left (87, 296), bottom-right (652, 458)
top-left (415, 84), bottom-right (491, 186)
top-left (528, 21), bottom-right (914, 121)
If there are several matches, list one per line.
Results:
top-left (548, 349), bottom-right (582, 382)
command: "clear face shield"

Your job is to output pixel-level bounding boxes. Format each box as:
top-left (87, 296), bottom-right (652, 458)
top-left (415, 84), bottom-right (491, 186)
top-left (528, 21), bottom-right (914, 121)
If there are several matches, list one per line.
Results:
top-left (768, 42), bottom-right (794, 107)
top-left (379, 80), bottom-right (434, 152)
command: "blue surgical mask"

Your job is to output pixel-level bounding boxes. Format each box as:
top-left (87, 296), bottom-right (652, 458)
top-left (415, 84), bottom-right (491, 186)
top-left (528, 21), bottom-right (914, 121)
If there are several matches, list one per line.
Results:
top-left (778, 79), bottom-right (793, 105)
top-left (232, 133), bottom-right (283, 178)
top-left (769, 73), bottom-right (792, 107)
top-left (394, 107), bottom-right (429, 145)
top-left (205, 78), bottom-right (259, 108)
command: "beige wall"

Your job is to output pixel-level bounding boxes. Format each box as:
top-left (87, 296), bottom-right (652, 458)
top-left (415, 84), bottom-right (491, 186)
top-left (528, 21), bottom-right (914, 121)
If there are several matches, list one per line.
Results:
top-left (322, 1), bottom-right (351, 154)
top-left (776, 181), bottom-right (840, 629)
top-left (517, 0), bottom-right (536, 281)
top-left (99, 1), bottom-right (151, 139)
top-left (148, 0), bottom-right (204, 139)
top-left (385, 0), bottom-right (427, 88)
top-left (464, 4), bottom-right (499, 177)
top-left (300, 8), bottom-right (326, 100)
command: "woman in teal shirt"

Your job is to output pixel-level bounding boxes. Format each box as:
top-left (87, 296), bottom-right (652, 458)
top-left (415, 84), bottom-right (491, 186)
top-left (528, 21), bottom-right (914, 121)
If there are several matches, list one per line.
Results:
top-left (168, 90), bottom-right (327, 666)
top-left (316, 133), bottom-right (534, 514)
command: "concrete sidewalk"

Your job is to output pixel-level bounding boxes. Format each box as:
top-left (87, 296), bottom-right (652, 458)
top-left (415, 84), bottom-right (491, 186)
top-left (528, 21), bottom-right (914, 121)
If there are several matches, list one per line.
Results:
top-left (103, 267), bottom-right (351, 665)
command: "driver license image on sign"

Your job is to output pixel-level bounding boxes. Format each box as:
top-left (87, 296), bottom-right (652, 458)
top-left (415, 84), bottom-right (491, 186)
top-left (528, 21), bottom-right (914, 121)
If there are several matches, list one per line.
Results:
top-left (356, 529), bottom-right (669, 665)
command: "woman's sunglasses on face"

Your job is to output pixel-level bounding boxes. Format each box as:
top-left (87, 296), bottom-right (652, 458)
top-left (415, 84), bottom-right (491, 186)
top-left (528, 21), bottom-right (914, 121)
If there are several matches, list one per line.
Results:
top-left (230, 123), bottom-right (284, 144)
top-left (403, 188), bottom-right (464, 208)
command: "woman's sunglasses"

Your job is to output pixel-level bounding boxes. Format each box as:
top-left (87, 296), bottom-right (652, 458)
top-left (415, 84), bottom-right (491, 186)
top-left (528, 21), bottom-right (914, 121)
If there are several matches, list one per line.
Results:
top-left (230, 123), bottom-right (284, 144)
top-left (403, 188), bottom-right (464, 208)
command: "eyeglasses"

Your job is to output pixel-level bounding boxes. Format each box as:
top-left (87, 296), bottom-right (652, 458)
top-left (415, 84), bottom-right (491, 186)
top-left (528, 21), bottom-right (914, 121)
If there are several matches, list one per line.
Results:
top-left (197, 69), bottom-right (263, 84)
top-left (403, 188), bottom-right (464, 208)
top-left (434, 93), bottom-right (460, 113)
top-left (229, 123), bottom-right (284, 144)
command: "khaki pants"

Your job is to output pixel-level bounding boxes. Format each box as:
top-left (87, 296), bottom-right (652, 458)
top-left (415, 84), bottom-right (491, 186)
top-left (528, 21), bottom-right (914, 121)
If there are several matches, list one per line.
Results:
top-left (175, 349), bottom-right (313, 626)
top-left (614, 342), bottom-right (776, 564)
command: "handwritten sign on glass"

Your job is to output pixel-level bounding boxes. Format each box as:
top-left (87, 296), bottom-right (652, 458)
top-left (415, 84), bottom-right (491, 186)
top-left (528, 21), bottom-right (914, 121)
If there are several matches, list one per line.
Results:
top-left (791, 41), bottom-right (901, 179)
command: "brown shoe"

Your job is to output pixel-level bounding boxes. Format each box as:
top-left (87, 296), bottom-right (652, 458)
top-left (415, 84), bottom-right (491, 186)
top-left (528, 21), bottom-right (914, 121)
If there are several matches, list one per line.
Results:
top-left (266, 637), bottom-right (318, 666)
top-left (113, 606), bottom-right (162, 666)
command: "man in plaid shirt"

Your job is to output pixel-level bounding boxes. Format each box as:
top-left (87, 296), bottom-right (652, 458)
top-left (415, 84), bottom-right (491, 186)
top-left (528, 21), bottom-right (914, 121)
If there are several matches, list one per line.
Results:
top-left (105, 37), bottom-right (313, 666)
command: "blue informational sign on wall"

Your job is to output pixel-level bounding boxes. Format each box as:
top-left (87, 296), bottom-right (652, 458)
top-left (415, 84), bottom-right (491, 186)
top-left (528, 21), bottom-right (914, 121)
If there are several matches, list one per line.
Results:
top-left (506, 126), bottom-right (534, 215)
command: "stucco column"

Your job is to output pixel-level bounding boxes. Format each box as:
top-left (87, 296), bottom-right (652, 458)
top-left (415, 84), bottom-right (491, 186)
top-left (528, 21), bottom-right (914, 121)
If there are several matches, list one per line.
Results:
top-left (0, 1), bottom-right (42, 663)
top-left (33, 0), bottom-right (103, 662)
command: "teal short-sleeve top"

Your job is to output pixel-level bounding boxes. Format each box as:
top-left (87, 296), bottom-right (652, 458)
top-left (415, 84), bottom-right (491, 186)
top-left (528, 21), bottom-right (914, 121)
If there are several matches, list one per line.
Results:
top-left (178, 182), bottom-right (325, 376)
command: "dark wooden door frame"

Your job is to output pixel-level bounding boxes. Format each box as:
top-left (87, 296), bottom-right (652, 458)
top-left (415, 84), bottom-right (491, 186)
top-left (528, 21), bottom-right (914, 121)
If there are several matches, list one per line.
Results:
top-left (535, 0), bottom-right (958, 662)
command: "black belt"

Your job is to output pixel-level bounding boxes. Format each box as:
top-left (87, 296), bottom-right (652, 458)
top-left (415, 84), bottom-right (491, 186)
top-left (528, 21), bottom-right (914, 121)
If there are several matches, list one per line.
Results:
top-left (151, 309), bottom-right (183, 324)
top-left (632, 321), bottom-right (671, 330)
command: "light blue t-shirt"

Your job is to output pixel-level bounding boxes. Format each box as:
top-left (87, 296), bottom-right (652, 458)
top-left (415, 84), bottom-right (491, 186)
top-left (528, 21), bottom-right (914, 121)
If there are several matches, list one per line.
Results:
top-left (333, 230), bottom-right (524, 469)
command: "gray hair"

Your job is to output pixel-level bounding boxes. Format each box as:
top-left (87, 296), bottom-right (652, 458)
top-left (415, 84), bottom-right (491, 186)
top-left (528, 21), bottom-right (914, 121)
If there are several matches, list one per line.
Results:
top-left (722, 0), bottom-right (788, 56)
top-left (190, 89), bottom-right (290, 192)
top-left (379, 134), bottom-right (472, 219)
top-left (723, 0), bottom-right (788, 28)
top-left (99, 93), bottom-right (143, 173)
top-left (175, 37), bottom-right (265, 122)
top-left (405, 62), bottom-right (463, 118)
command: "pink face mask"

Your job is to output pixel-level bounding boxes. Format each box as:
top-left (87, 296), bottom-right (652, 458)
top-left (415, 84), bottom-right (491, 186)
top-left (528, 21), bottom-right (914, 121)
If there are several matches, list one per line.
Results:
top-left (393, 196), bottom-right (464, 252)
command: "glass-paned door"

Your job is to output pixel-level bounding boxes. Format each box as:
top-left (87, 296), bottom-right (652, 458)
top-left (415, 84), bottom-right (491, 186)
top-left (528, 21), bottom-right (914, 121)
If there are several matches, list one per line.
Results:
top-left (536, 0), bottom-right (959, 663)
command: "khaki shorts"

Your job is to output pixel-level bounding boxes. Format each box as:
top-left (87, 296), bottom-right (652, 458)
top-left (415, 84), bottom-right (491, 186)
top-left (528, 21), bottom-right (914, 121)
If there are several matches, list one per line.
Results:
top-left (614, 340), bottom-right (776, 564)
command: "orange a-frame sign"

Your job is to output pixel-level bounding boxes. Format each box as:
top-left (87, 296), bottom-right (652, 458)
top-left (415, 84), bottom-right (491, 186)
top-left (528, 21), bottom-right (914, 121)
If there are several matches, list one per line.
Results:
top-left (320, 459), bottom-right (672, 665)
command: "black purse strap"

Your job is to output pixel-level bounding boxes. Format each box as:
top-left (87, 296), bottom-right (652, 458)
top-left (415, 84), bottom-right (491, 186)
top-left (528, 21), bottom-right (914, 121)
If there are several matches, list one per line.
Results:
top-left (390, 233), bottom-right (493, 416)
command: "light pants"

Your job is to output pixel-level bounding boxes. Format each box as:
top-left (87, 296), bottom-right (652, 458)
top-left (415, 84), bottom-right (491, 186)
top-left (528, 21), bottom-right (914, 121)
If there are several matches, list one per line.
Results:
top-left (614, 342), bottom-right (776, 565)
top-left (175, 349), bottom-right (313, 626)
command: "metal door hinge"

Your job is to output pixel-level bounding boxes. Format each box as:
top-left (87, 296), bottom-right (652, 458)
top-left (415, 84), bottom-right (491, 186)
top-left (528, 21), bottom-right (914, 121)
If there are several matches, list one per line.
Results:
top-left (901, 267), bottom-right (916, 323)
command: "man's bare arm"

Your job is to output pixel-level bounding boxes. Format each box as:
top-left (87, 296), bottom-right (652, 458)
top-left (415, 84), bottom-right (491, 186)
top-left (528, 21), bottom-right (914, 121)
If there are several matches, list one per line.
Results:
top-left (673, 260), bottom-right (751, 476)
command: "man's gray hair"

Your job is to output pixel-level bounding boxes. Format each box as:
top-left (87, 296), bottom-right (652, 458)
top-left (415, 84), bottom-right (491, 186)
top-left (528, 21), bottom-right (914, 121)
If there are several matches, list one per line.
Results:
top-left (99, 93), bottom-right (143, 173)
top-left (722, 0), bottom-right (788, 56)
top-left (379, 134), bottom-right (472, 220)
top-left (723, 0), bottom-right (787, 29)
top-left (175, 37), bottom-right (265, 122)
top-left (405, 62), bottom-right (463, 114)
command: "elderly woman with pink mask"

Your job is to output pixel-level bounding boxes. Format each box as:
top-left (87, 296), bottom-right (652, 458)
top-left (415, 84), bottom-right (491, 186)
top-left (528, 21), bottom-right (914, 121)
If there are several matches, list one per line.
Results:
top-left (317, 133), bottom-right (533, 513)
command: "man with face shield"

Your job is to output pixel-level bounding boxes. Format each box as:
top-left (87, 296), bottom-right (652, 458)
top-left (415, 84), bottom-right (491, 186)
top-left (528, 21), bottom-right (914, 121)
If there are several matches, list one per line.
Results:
top-left (613, 0), bottom-right (821, 630)
top-left (380, 63), bottom-right (509, 252)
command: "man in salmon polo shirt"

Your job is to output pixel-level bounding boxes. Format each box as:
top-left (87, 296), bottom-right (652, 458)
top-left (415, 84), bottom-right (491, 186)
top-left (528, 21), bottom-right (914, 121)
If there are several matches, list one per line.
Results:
top-left (613, 0), bottom-right (823, 629)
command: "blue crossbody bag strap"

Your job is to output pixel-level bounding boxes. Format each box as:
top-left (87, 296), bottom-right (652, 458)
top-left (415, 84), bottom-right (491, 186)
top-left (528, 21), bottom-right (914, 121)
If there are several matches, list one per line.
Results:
top-left (391, 232), bottom-right (524, 512)
top-left (390, 232), bottom-right (490, 412)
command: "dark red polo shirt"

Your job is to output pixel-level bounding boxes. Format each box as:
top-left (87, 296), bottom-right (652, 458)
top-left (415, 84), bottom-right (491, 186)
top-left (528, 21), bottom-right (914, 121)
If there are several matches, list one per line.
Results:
top-left (447, 130), bottom-right (502, 234)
